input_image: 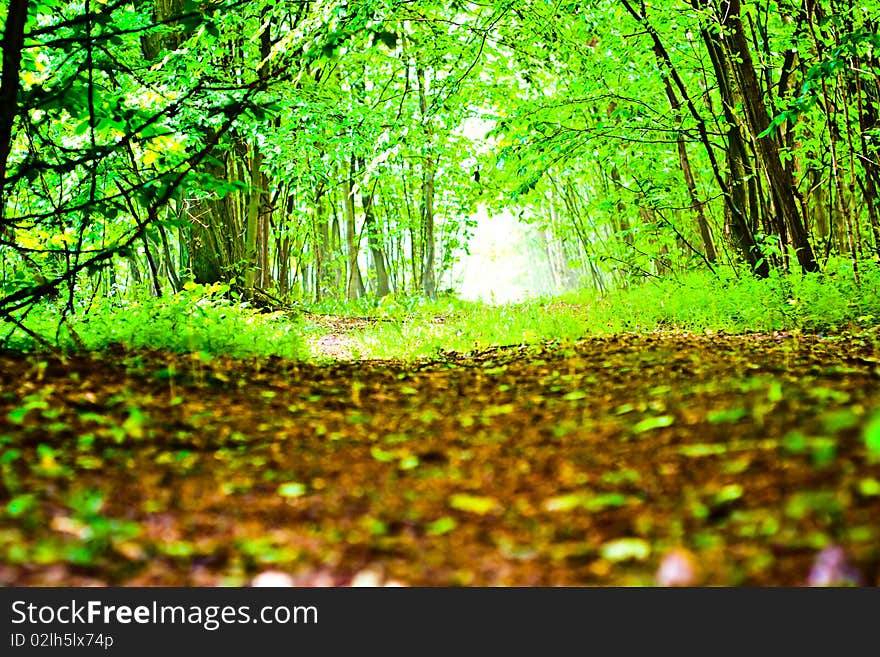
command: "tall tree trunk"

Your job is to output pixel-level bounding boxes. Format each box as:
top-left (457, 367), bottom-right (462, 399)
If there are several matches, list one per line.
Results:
top-left (416, 66), bottom-right (437, 299)
top-left (658, 74), bottom-right (717, 263)
top-left (357, 160), bottom-right (391, 297)
top-left (0, 0), bottom-right (28, 209)
top-left (677, 137), bottom-right (717, 263)
top-left (312, 187), bottom-right (327, 302)
top-left (402, 161), bottom-right (421, 292)
top-left (621, 0), bottom-right (767, 275)
top-left (141, 0), bottom-right (185, 60)
top-left (608, 166), bottom-right (632, 244)
top-left (420, 160), bottom-right (437, 300)
top-left (720, 0), bottom-right (818, 273)
top-left (277, 234), bottom-right (291, 298)
top-left (187, 152), bottom-right (244, 284)
top-left (699, 15), bottom-right (769, 276)
top-left (330, 210), bottom-right (343, 293)
top-left (343, 160), bottom-right (365, 300)
top-left (255, 12), bottom-right (273, 292)
top-left (243, 147), bottom-right (263, 290)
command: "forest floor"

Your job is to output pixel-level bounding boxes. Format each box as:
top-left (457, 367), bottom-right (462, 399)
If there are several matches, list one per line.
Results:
top-left (2, 324), bottom-right (880, 586)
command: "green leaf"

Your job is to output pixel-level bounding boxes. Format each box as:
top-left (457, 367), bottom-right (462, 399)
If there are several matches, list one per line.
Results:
top-left (679, 443), bottom-right (728, 457)
top-left (398, 454), bottom-right (419, 470)
top-left (811, 438), bottom-right (837, 468)
top-left (857, 478), bottom-right (880, 497)
top-left (632, 415), bottom-right (674, 433)
top-left (277, 482), bottom-right (306, 498)
top-left (542, 492), bottom-right (583, 512)
top-left (426, 516), bottom-right (458, 536)
top-left (372, 30), bottom-right (398, 49)
top-left (706, 407), bottom-right (748, 424)
top-left (69, 489), bottom-right (104, 517)
top-left (864, 412), bottom-right (880, 462)
top-left (7, 494), bottom-right (36, 518)
top-left (370, 446), bottom-right (395, 462)
top-left (600, 538), bottom-right (650, 562)
top-left (0, 448), bottom-right (21, 465)
top-left (363, 517), bottom-right (388, 536)
top-left (782, 431), bottom-right (807, 453)
top-left (543, 491), bottom-right (627, 512)
top-left (712, 484), bottom-right (744, 506)
top-left (821, 410), bottom-right (858, 433)
top-left (448, 493), bottom-right (500, 515)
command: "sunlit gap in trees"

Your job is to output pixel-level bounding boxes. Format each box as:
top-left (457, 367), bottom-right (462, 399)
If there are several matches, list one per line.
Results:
top-left (447, 115), bottom-right (582, 304)
top-left (450, 207), bottom-right (579, 305)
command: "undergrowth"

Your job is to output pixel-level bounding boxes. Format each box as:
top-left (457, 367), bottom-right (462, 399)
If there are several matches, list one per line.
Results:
top-left (3, 261), bottom-right (879, 361)
top-left (305, 291), bottom-right (481, 319)
top-left (348, 261), bottom-right (880, 359)
top-left (4, 282), bottom-right (306, 359)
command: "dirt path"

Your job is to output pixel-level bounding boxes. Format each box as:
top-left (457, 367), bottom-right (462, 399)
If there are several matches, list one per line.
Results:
top-left (1, 331), bottom-right (879, 586)
top-left (303, 313), bottom-right (385, 360)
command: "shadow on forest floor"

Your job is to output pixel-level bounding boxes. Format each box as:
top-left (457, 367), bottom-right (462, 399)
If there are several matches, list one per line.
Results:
top-left (1, 329), bottom-right (879, 586)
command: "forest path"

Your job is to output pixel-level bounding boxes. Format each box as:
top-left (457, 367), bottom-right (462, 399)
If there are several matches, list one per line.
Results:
top-left (1, 332), bottom-right (879, 586)
top-left (303, 313), bottom-right (392, 360)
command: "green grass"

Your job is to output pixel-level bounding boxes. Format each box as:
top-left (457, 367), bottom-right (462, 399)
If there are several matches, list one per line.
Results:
top-left (6, 283), bottom-right (307, 359)
top-left (347, 302), bottom-right (591, 359)
top-left (347, 260), bottom-right (880, 359)
top-left (305, 290), bottom-right (482, 319)
top-left (584, 259), bottom-right (880, 334)
top-left (5, 260), bottom-right (880, 361)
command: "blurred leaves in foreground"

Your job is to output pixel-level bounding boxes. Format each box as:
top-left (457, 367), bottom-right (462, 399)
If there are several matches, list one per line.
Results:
top-left (2, 331), bottom-right (880, 586)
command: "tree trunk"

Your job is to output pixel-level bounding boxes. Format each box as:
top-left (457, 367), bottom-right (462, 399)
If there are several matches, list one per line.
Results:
top-left (420, 160), bottom-right (437, 300)
top-left (243, 147), bottom-right (264, 290)
top-left (698, 15), bottom-right (770, 276)
top-left (187, 152), bottom-right (244, 284)
top-left (357, 160), bottom-right (391, 297)
top-left (677, 137), bottom-right (717, 263)
top-left (141, 0), bottom-right (186, 60)
top-left (312, 187), bottom-right (328, 302)
top-left (277, 234), bottom-right (291, 298)
top-left (621, 0), bottom-right (766, 275)
top-left (416, 66), bottom-right (437, 299)
top-left (658, 75), bottom-right (717, 263)
top-left (343, 160), bottom-right (365, 301)
top-left (0, 0), bottom-right (28, 206)
top-left (721, 0), bottom-right (818, 272)
top-left (255, 13), bottom-right (273, 292)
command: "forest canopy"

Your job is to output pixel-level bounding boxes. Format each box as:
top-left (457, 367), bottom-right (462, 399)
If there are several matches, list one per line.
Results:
top-left (1, 0), bottom-right (879, 339)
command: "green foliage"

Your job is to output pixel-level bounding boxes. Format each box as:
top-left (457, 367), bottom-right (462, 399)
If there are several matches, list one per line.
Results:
top-left (864, 412), bottom-right (880, 464)
top-left (601, 538), bottom-right (651, 563)
top-left (306, 292), bottom-right (480, 320)
top-left (9, 285), bottom-right (305, 359)
top-left (1, 0), bottom-right (262, 318)
top-left (2, 487), bottom-right (140, 567)
top-left (7, 260), bottom-right (875, 362)
top-left (277, 482), bottom-right (307, 498)
top-left (3, 0), bottom-right (880, 352)
top-left (631, 415), bottom-right (675, 434)
top-left (573, 261), bottom-right (880, 335)
top-left (347, 262), bottom-right (880, 360)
